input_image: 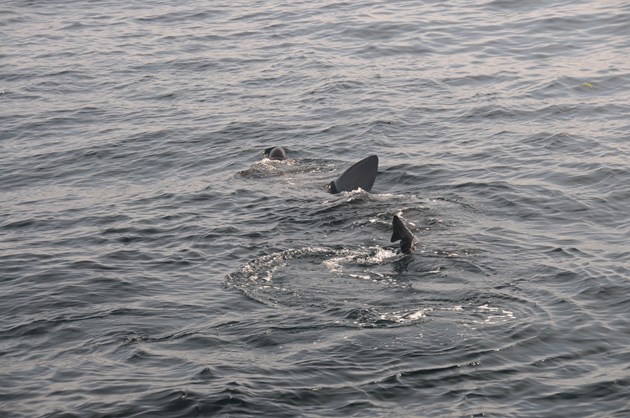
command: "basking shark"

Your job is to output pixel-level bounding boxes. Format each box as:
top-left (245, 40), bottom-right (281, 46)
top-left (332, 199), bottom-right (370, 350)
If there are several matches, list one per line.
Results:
top-left (327, 155), bottom-right (378, 194)
top-left (263, 146), bottom-right (287, 161)
top-left (391, 215), bottom-right (417, 254)
top-left (255, 149), bottom-right (413, 253)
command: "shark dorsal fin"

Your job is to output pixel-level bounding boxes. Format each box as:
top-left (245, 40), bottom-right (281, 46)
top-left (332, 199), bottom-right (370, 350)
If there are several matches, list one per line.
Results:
top-left (328, 155), bottom-right (378, 194)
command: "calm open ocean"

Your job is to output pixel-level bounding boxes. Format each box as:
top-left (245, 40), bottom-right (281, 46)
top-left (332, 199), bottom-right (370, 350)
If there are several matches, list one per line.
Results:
top-left (2, 1), bottom-right (629, 416)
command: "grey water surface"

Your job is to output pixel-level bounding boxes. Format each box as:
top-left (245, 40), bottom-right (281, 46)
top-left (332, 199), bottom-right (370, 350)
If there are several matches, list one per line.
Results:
top-left (2, 1), bottom-right (630, 417)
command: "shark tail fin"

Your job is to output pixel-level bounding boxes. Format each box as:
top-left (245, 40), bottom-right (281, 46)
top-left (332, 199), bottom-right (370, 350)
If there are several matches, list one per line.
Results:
top-left (391, 215), bottom-right (416, 254)
top-left (391, 215), bottom-right (406, 242)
